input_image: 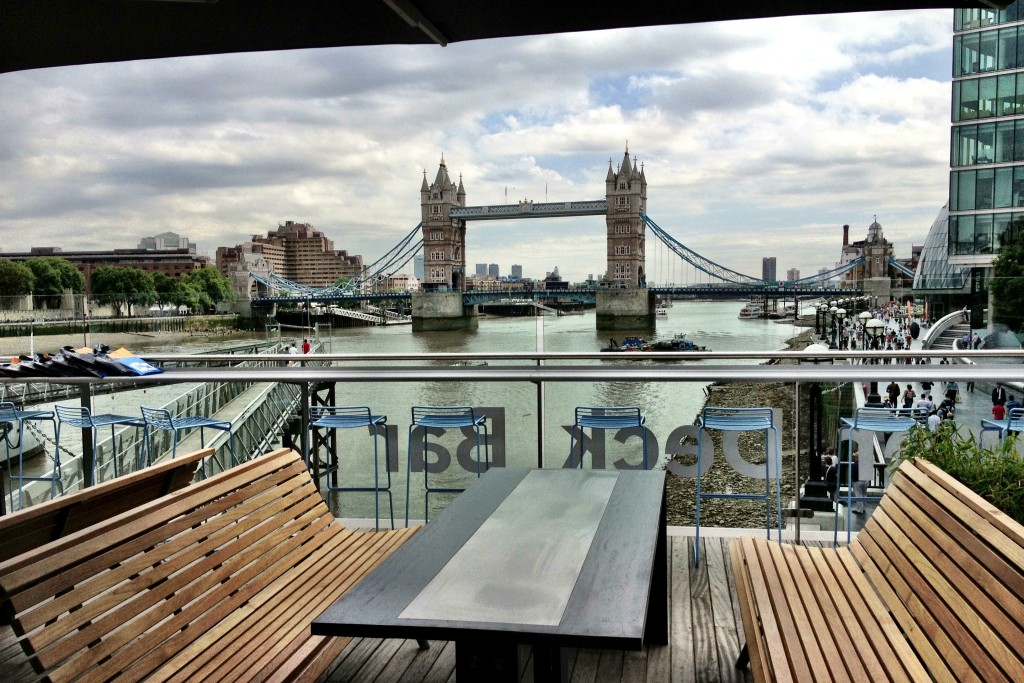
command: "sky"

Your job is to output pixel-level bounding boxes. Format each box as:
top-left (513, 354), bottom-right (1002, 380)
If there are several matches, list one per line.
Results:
top-left (0, 9), bottom-right (956, 284)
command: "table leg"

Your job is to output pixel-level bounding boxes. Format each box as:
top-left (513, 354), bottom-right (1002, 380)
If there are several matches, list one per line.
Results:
top-left (455, 638), bottom-right (519, 682)
top-left (645, 489), bottom-right (669, 645)
top-left (533, 644), bottom-right (567, 682)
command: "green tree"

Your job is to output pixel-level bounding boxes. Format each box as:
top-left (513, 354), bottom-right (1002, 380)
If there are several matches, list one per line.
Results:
top-left (0, 259), bottom-right (35, 297)
top-left (24, 257), bottom-right (84, 306)
top-left (991, 236), bottom-right (1024, 333)
top-left (90, 266), bottom-right (156, 317)
top-left (180, 268), bottom-right (234, 313)
top-left (151, 272), bottom-right (181, 311)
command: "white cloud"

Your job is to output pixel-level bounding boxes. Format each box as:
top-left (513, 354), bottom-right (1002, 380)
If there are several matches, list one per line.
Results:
top-left (0, 10), bottom-right (956, 281)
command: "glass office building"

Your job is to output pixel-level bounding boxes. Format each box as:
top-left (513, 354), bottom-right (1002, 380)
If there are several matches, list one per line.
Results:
top-left (949, 2), bottom-right (1024, 264)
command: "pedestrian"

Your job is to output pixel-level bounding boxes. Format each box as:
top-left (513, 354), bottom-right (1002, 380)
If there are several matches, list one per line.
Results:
top-left (993, 403), bottom-right (1007, 421)
top-left (1006, 395), bottom-right (1020, 412)
top-left (993, 385), bottom-right (1008, 406)
top-left (961, 305), bottom-right (969, 322)
top-left (961, 333), bottom-right (970, 349)
top-left (902, 384), bottom-right (916, 409)
top-left (945, 380), bottom-right (959, 404)
top-left (972, 332), bottom-right (981, 349)
top-left (302, 338), bottom-right (311, 354)
top-left (886, 380), bottom-right (901, 406)
top-left (927, 409), bottom-right (941, 432)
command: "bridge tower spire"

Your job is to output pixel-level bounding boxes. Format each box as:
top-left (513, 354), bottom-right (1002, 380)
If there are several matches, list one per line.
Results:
top-left (605, 147), bottom-right (647, 287)
top-left (420, 156), bottom-right (468, 291)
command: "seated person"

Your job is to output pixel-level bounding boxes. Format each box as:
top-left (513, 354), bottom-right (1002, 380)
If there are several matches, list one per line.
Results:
top-left (1006, 395), bottom-right (1020, 412)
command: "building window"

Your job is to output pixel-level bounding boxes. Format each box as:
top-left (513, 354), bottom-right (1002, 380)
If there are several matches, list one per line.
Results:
top-left (615, 196), bottom-right (629, 207)
top-left (614, 224), bottom-right (630, 234)
top-left (428, 267), bottom-right (445, 280)
top-left (618, 182), bottom-right (626, 190)
top-left (431, 205), bottom-right (441, 214)
top-left (429, 231), bottom-right (443, 240)
top-left (430, 250), bottom-right (445, 260)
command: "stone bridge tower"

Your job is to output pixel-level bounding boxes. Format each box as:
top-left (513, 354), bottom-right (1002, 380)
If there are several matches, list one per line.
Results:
top-left (420, 156), bottom-right (467, 292)
top-left (605, 147), bottom-right (647, 287)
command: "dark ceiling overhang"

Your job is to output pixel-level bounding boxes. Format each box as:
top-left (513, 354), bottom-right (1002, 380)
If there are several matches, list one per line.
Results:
top-left (0, 0), bottom-right (1013, 74)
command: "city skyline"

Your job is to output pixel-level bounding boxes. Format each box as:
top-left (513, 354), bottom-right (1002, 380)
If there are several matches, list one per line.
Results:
top-left (1, 9), bottom-right (955, 282)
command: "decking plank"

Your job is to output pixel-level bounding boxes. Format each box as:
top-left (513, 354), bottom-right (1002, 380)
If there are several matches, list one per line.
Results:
top-left (0, 535), bottom-right (769, 683)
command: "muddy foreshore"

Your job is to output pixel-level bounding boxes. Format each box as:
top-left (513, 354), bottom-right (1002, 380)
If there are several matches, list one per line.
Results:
top-left (664, 328), bottom-right (815, 528)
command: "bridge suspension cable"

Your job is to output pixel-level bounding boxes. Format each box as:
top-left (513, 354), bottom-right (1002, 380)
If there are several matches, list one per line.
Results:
top-left (641, 213), bottom-right (763, 285)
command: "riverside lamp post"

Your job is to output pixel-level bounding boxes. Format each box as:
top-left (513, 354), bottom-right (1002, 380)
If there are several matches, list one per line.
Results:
top-left (835, 308), bottom-right (847, 348)
top-left (818, 303), bottom-right (831, 341)
top-left (864, 318), bottom-right (885, 405)
top-left (858, 310), bottom-right (872, 350)
top-left (799, 343), bottom-right (834, 510)
top-left (828, 304), bottom-right (838, 345)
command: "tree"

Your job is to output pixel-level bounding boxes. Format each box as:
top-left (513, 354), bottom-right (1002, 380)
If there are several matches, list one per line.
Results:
top-left (0, 259), bottom-right (35, 297)
top-left (990, 235), bottom-right (1024, 333)
top-left (180, 267), bottom-right (234, 313)
top-left (90, 266), bottom-right (156, 317)
top-left (151, 272), bottom-right (181, 311)
top-left (24, 257), bottom-right (84, 306)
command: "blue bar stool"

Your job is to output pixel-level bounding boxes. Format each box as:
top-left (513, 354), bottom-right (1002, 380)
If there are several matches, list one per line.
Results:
top-left (306, 406), bottom-right (393, 530)
top-left (695, 406), bottom-right (781, 566)
top-left (55, 405), bottom-right (146, 486)
top-left (406, 406), bottom-right (489, 525)
top-left (569, 406), bottom-right (648, 469)
top-left (2, 401), bottom-right (57, 511)
top-left (140, 406), bottom-right (236, 478)
top-left (834, 407), bottom-right (922, 546)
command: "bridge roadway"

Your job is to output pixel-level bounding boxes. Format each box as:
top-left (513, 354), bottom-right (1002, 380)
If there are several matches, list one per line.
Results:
top-left (251, 284), bottom-right (863, 306)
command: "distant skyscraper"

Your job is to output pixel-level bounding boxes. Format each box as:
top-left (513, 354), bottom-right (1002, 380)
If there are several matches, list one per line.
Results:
top-left (476, 263), bottom-right (488, 275)
top-left (762, 257), bottom-right (777, 282)
top-left (414, 254), bottom-right (424, 280)
top-left (786, 267), bottom-right (800, 281)
top-left (511, 264), bottom-right (523, 280)
top-left (488, 263), bottom-right (499, 277)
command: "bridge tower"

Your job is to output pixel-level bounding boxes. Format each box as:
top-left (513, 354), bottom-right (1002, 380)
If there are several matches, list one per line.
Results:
top-left (420, 156), bottom-right (467, 292)
top-left (412, 157), bottom-right (477, 331)
top-left (597, 147), bottom-right (654, 330)
top-left (605, 147), bottom-right (647, 287)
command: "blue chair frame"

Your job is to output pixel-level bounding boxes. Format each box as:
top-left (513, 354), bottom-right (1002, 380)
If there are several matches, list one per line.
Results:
top-left (306, 406), bottom-right (393, 530)
top-left (980, 407), bottom-right (1024, 446)
top-left (568, 406), bottom-right (648, 469)
top-left (55, 404), bottom-right (146, 486)
top-left (833, 407), bottom-right (923, 546)
top-left (695, 406), bottom-right (781, 566)
top-left (406, 406), bottom-right (489, 525)
top-left (2, 401), bottom-right (57, 510)
top-left (140, 406), bottom-right (236, 478)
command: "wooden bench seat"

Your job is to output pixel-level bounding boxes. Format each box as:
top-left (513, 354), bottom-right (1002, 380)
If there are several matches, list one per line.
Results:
top-left (0, 447), bottom-right (418, 683)
top-left (0, 447), bottom-right (208, 564)
top-left (731, 458), bottom-right (1024, 683)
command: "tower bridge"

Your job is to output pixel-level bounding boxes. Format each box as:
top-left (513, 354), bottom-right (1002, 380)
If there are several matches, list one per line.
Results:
top-left (250, 148), bottom-right (882, 330)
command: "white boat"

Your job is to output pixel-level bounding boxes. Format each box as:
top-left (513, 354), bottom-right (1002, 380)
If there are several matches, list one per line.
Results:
top-left (656, 306), bottom-right (668, 317)
top-left (738, 302), bottom-right (764, 319)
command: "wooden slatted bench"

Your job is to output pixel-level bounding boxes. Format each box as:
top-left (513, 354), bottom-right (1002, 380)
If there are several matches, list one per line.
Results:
top-left (0, 447), bottom-right (418, 683)
top-left (0, 448), bottom-right (208, 564)
top-left (731, 458), bottom-right (1024, 683)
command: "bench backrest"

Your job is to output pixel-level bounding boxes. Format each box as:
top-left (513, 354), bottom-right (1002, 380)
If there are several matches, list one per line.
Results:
top-left (0, 447), bottom-right (208, 563)
top-left (0, 448), bottom-right (341, 683)
top-left (850, 459), bottom-right (1024, 683)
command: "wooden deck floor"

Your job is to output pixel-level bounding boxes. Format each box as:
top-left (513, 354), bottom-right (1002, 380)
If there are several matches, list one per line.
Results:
top-left (0, 534), bottom-right (827, 682)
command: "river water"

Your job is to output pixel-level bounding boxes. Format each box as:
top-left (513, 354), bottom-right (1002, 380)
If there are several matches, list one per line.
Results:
top-left (5, 300), bottom-right (798, 520)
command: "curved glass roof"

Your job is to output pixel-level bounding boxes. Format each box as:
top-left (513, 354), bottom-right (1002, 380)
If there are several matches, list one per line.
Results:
top-left (913, 203), bottom-right (969, 291)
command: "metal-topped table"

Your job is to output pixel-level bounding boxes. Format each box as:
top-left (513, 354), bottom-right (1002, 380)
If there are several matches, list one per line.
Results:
top-left (312, 466), bottom-right (667, 682)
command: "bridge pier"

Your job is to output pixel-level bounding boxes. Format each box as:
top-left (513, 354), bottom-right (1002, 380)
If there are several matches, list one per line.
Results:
top-left (596, 288), bottom-right (655, 331)
top-left (411, 292), bottom-right (479, 332)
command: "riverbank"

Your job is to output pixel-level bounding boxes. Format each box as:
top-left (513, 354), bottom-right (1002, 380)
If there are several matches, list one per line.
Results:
top-left (664, 328), bottom-right (815, 527)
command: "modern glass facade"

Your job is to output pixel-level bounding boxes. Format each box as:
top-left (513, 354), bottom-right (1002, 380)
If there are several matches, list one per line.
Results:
top-left (949, 2), bottom-right (1024, 264)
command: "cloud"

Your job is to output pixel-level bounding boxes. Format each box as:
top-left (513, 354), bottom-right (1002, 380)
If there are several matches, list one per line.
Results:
top-left (0, 10), bottom-right (955, 281)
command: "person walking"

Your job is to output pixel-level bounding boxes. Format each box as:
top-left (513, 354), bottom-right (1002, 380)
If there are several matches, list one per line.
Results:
top-left (993, 385), bottom-right (1008, 406)
top-left (972, 332), bottom-right (982, 349)
top-left (301, 338), bottom-right (311, 354)
top-left (886, 380), bottom-right (901, 406)
top-left (902, 384), bottom-right (916, 409)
